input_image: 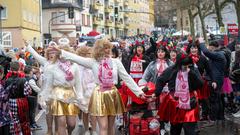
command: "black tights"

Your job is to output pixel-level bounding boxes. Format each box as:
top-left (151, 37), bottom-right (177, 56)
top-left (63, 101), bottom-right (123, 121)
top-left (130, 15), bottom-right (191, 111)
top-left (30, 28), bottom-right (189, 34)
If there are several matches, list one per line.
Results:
top-left (170, 122), bottom-right (197, 135)
top-left (0, 125), bottom-right (10, 135)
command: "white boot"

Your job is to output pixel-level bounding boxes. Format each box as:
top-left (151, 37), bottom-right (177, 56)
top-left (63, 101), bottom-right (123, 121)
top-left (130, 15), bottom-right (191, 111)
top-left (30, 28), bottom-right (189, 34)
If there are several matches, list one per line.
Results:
top-left (233, 110), bottom-right (240, 117)
top-left (92, 131), bottom-right (98, 135)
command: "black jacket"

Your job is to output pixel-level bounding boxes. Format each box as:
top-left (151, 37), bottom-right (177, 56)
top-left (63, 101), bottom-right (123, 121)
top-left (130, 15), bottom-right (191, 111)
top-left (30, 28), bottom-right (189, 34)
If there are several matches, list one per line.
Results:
top-left (199, 43), bottom-right (226, 87)
top-left (155, 66), bottom-right (204, 97)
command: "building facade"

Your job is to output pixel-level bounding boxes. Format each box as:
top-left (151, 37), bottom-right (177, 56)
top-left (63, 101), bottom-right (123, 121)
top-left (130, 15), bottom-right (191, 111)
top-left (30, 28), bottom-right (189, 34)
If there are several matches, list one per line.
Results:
top-left (42, 0), bottom-right (83, 46)
top-left (0, 0), bottom-right (41, 48)
top-left (91, 0), bottom-right (154, 38)
top-left (127, 0), bottom-right (154, 36)
top-left (154, 0), bottom-right (177, 28)
top-left (80, 0), bottom-right (93, 36)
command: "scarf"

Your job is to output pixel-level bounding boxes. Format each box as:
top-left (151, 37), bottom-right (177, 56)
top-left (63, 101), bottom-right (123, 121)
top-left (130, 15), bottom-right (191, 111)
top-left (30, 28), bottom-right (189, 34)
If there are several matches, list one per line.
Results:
top-left (171, 58), bottom-right (176, 63)
top-left (189, 54), bottom-right (199, 64)
top-left (130, 54), bottom-right (143, 78)
top-left (98, 58), bottom-right (113, 90)
top-left (157, 59), bottom-right (166, 76)
top-left (58, 60), bottom-right (74, 81)
top-left (174, 70), bottom-right (190, 110)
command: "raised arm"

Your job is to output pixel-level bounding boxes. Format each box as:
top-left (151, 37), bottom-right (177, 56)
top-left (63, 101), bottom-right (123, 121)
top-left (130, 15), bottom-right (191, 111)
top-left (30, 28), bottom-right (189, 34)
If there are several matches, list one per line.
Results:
top-left (61, 50), bottom-right (94, 69)
top-left (72, 63), bottom-right (84, 101)
top-left (199, 43), bottom-right (224, 61)
top-left (115, 59), bottom-right (144, 97)
top-left (26, 44), bottom-right (47, 66)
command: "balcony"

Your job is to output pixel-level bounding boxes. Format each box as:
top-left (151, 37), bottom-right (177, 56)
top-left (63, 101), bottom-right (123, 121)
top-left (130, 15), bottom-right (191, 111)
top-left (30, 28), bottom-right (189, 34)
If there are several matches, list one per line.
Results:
top-left (124, 13), bottom-right (129, 18)
top-left (124, 1), bottom-right (128, 6)
top-left (93, 2), bottom-right (103, 10)
top-left (51, 23), bottom-right (76, 33)
top-left (93, 17), bottom-right (103, 25)
top-left (105, 5), bottom-right (114, 13)
top-left (105, 19), bottom-right (114, 27)
top-left (115, 21), bottom-right (124, 28)
top-left (115, 0), bottom-right (121, 4)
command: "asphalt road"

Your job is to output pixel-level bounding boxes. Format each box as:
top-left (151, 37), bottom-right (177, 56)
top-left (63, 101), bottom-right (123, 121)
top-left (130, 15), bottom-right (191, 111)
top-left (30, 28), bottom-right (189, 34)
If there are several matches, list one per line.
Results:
top-left (32, 111), bottom-right (240, 135)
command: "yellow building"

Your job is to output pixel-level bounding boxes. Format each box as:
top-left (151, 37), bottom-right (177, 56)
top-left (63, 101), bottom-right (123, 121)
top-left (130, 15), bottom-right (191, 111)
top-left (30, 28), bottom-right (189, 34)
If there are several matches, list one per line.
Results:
top-left (91, 0), bottom-right (154, 37)
top-left (0, 0), bottom-right (41, 48)
top-left (127, 0), bottom-right (154, 36)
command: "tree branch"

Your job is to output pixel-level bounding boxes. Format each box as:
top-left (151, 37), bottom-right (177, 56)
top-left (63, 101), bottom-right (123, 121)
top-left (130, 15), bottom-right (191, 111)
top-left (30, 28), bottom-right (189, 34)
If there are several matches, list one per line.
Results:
top-left (204, 10), bottom-right (215, 18)
top-left (193, 12), bottom-right (198, 18)
top-left (202, 4), bottom-right (214, 17)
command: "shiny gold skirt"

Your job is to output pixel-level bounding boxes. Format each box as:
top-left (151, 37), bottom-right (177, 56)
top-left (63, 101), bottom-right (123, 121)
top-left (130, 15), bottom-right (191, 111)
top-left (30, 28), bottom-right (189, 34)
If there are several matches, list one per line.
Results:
top-left (49, 86), bottom-right (79, 116)
top-left (88, 86), bottom-right (126, 116)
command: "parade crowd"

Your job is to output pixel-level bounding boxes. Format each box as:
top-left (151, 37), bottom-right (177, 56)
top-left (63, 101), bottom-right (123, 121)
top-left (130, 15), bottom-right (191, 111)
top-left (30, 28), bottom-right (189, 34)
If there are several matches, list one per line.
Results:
top-left (0, 33), bottom-right (240, 135)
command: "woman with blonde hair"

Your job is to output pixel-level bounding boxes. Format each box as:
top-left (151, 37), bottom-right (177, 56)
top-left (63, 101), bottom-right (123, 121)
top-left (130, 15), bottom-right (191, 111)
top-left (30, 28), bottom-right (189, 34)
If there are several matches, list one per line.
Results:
top-left (40, 44), bottom-right (82, 135)
top-left (25, 41), bottom-right (59, 135)
top-left (76, 46), bottom-right (97, 135)
top-left (53, 38), bottom-right (146, 135)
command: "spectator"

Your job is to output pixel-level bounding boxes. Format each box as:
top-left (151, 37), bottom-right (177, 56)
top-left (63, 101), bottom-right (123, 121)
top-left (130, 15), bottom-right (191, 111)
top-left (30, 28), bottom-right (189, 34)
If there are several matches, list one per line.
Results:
top-left (199, 40), bottom-right (227, 123)
top-left (24, 65), bottom-right (42, 130)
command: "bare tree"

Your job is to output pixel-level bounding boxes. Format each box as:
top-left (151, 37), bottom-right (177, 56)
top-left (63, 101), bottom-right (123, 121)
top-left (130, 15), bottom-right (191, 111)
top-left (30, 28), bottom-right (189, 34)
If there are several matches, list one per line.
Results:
top-left (187, 0), bottom-right (198, 40)
top-left (176, 0), bottom-right (198, 39)
top-left (196, 0), bottom-right (215, 45)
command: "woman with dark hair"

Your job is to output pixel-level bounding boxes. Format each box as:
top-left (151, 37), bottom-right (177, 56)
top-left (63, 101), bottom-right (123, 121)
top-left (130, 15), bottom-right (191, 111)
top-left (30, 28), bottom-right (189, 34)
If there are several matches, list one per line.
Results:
top-left (139, 46), bottom-right (172, 85)
top-left (169, 49), bottom-right (178, 63)
top-left (139, 45), bottom-right (173, 135)
top-left (153, 53), bottom-right (204, 135)
top-left (127, 43), bottom-right (151, 83)
top-left (186, 42), bottom-right (212, 120)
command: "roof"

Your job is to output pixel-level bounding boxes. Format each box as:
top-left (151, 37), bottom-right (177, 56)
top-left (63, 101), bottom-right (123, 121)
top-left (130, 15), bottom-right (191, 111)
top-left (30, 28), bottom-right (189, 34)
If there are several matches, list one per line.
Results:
top-left (42, 0), bottom-right (83, 10)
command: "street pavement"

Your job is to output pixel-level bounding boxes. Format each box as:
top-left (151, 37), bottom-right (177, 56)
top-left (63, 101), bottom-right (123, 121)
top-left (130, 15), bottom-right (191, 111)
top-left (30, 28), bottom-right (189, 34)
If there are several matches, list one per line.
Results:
top-left (33, 112), bottom-right (240, 135)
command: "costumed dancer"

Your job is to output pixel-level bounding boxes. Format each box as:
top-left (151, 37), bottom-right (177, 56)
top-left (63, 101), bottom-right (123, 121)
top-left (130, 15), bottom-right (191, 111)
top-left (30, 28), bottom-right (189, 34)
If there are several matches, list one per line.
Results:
top-left (128, 41), bottom-right (150, 83)
top-left (54, 38), bottom-right (146, 135)
top-left (170, 49), bottom-right (178, 63)
top-left (25, 41), bottom-right (58, 135)
top-left (186, 42), bottom-right (212, 120)
top-left (5, 62), bottom-right (32, 135)
top-left (76, 46), bottom-right (97, 135)
top-left (153, 53), bottom-right (203, 135)
top-left (138, 46), bottom-right (173, 135)
top-left (40, 45), bottom-right (81, 135)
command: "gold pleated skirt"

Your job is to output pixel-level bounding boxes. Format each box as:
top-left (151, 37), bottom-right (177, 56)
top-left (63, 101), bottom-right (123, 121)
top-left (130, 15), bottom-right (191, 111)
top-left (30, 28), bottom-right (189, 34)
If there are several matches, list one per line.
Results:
top-left (88, 86), bottom-right (126, 116)
top-left (49, 86), bottom-right (79, 116)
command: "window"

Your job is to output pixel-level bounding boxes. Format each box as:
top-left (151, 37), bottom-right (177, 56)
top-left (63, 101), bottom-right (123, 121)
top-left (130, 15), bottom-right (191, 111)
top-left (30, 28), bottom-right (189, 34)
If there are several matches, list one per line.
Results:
top-left (87, 15), bottom-right (90, 26)
top-left (82, 14), bottom-right (85, 25)
top-left (52, 12), bottom-right (57, 24)
top-left (59, 12), bottom-right (65, 23)
top-left (0, 6), bottom-right (7, 19)
top-left (99, 14), bottom-right (103, 20)
top-left (2, 32), bottom-right (12, 47)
